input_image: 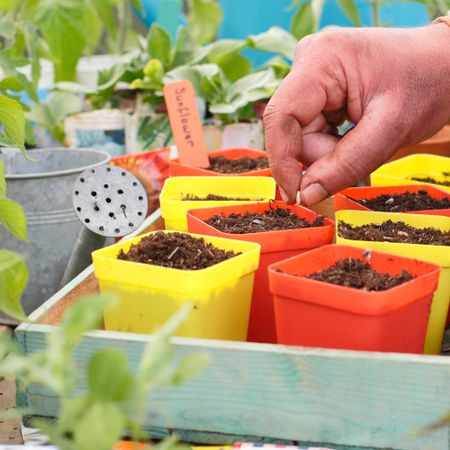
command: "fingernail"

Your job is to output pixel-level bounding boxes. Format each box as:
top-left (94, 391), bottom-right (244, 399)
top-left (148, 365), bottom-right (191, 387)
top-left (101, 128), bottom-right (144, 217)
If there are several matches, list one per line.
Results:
top-left (296, 191), bottom-right (301, 205)
top-left (279, 187), bottom-right (289, 203)
top-left (301, 183), bottom-right (328, 206)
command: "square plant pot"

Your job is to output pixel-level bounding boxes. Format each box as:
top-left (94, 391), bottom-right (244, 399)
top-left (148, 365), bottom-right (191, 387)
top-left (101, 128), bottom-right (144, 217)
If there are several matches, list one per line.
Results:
top-left (335, 184), bottom-right (450, 217)
top-left (160, 176), bottom-right (276, 231)
top-left (268, 244), bottom-right (440, 353)
top-left (187, 201), bottom-right (334, 343)
top-left (169, 148), bottom-right (272, 177)
top-left (371, 154), bottom-right (450, 193)
top-left (335, 210), bottom-right (450, 354)
top-left (92, 230), bottom-right (261, 341)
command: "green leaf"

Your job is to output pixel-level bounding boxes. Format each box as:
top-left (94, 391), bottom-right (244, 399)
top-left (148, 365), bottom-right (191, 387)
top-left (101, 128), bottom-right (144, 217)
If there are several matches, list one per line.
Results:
top-left (291, 1), bottom-right (315, 39)
top-left (0, 249), bottom-right (27, 321)
top-left (0, 197), bottom-right (27, 241)
top-left (202, 39), bottom-right (247, 65)
top-left (266, 56), bottom-right (291, 79)
top-left (88, 349), bottom-right (134, 402)
top-left (83, 3), bottom-right (104, 55)
top-left (36, 0), bottom-right (86, 81)
top-left (89, 0), bottom-right (118, 41)
top-left (73, 402), bottom-right (124, 450)
top-left (171, 27), bottom-right (197, 68)
top-left (170, 352), bottom-right (209, 385)
top-left (0, 94), bottom-right (25, 151)
top-left (147, 24), bottom-right (172, 70)
top-left (26, 91), bottom-right (81, 141)
top-left (247, 27), bottom-right (298, 61)
top-left (0, 160), bottom-right (5, 197)
top-left (337, 0), bottom-right (361, 26)
top-left (187, 0), bottom-right (223, 45)
top-left (220, 52), bottom-right (251, 82)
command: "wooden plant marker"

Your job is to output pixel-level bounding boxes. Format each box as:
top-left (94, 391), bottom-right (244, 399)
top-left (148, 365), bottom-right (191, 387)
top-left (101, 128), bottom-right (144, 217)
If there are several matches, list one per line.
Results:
top-left (164, 80), bottom-right (210, 168)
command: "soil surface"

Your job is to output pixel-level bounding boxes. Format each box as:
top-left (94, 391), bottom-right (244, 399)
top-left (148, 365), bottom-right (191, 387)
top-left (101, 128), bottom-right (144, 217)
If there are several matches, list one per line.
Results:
top-left (338, 220), bottom-right (450, 246)
top-left (410, 176), bottom-right (450, 187)
top-left (304, 258), bottom-right (414, 291)
top-left (206, 207), bottom-right (325, 234)
top-left (207, 156), bottom-right (269, 174)
top-left (181, 193), bottom-right (261, 201)
top-left (117, 231), bottom-right (240, 270)
top-left (350, 190), bottom-right (450, 212)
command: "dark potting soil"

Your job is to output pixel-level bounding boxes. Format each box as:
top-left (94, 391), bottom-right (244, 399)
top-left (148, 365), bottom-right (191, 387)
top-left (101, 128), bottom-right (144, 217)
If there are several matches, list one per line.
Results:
top-left (181, 193), bottom-right (262, 201)
top-left (338, 220), bottom-right (450, 246)
top-left (206, 207), bottom-right (325, 234)
top-left (305, 258), bottom-right (414, 291)
top-left (410, 176), bottom-right (450, 187)
top-left (117, 231), bottom-right (240, 270)
top-left (207, 156), bottom-right (269, 174)
top-left (350, 190), bottom-right (450, 212)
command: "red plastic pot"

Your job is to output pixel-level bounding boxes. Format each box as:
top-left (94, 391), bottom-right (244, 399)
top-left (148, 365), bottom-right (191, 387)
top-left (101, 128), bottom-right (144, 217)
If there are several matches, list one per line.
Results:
top-left (269, 245), bottom-right (440, 353)
top-left (187, 201), bottom-right (334, 343)
top-left (169, 147), bottom-right (272, 177)
top-left (111, 148), bottom-right (170, 215)
top-left (335, 184), bottom-right (450, 217)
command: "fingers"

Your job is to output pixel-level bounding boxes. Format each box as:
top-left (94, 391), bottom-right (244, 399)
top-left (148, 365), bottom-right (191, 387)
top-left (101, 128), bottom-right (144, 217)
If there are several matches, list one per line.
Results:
top-left (300, 108), bottom-right (402, 205)
top-left (264, 70), bottom-right (327, 203)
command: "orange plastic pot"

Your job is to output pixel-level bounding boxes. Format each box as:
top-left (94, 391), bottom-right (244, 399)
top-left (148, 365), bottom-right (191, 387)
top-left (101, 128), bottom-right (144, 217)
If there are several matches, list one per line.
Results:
top-left (169, 148), bottom-right (272, 177)
top-left (187, 201), bottom-right (334, 343)
top-left (335, 184), bottom-right (450, 217)
top-left (268, 245), bottom-right (440, 353)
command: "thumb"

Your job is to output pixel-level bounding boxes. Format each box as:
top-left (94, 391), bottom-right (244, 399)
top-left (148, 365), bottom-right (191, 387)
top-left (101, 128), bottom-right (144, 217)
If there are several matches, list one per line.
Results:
top-left (299, 110), bottom-right (402, 206)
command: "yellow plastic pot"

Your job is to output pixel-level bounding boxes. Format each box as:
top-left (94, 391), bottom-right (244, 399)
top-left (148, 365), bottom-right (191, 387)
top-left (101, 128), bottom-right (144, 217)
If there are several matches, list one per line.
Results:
top-left (371, 154), bottom-right (450, 193)
top-left (335, 210), bottom-right (450, 354)
top-left (160, 176), bottom-right (276, 231)
top-left (92, 230), bottom-right (261, 341)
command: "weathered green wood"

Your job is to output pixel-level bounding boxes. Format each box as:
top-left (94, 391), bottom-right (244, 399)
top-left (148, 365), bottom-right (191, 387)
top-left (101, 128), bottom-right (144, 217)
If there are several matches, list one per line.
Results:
top-left (16, 325), bottom-right (450, 450)
top-left (15, 208), bottom-right (450, 450)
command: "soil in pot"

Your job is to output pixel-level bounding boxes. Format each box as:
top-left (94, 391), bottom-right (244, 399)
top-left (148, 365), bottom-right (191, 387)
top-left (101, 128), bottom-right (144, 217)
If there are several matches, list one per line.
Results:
top-left (410, 175), bottom-right (450, 187)
top-left (305, 258), bottom-right (414, 291)
top-left (207, 156), bottom-right (269, 174)
top-left (117, 231), bottom-right (240, 270)
top-left (206, 206), bottom-right (325, 233)
top-left (279, 258), bottom-right (414, 291)
top-left (338, 220), bottom-right (450, 246)
top-left (350, 190), bottom-right (450, 212)
top-left (181, 193), bottom-right (262, 201)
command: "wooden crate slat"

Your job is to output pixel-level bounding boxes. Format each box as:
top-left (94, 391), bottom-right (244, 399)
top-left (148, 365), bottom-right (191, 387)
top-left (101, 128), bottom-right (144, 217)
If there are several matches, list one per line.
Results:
top-left (17, 327), bottom-right (450, 450)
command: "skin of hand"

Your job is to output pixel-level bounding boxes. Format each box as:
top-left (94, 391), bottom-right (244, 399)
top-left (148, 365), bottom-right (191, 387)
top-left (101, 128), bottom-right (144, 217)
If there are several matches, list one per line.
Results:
top-left (263, 24), bottom-right (450, 206)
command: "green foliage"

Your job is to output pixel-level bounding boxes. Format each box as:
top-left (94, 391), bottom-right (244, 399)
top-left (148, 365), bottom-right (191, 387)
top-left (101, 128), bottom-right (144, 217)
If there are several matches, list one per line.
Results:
top-left (0, 94), bottom-right (26, 152)
top-left (337, 0), bottom-right (362, 26)
top-left (0, 299), bottom-right (209, 450)
top-left (205, 68), bottom-right (280, 121)
top-left (0, 249), bottom-right (28, 321)
top-left (247, 27), bottom-right (298, 61)
top-left (26, 91), bottom-right (82, 142)
top-left (187, 0), bottom-right (223, 45)
top-left (3, 0), bottom-right (143, 82)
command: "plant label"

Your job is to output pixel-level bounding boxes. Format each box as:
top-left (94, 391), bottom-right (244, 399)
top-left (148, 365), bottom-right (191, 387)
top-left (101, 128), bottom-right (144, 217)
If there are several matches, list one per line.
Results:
top-left (164, 80), bottom-right (210, 168)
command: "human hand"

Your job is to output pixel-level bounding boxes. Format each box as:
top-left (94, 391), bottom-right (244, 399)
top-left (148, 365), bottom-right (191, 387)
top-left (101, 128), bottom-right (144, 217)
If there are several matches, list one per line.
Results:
top-left (264, 24), bottom-right (450, 205)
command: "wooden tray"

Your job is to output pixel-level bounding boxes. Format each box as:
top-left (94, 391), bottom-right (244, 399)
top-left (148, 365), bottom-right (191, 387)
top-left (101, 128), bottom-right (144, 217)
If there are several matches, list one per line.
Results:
top-left (15, 208), bottom-right (450, 450)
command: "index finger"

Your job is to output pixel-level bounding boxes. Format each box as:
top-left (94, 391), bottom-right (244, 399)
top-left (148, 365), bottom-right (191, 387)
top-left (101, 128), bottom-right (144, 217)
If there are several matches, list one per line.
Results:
top-left (263, 69), bottom-right (327, 203)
